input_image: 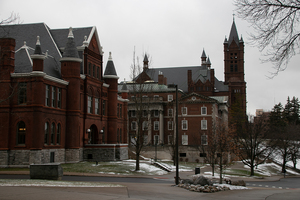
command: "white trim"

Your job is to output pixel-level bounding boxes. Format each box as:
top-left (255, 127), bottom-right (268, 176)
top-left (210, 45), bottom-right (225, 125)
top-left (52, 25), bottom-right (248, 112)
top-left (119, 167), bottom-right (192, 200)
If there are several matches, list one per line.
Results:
top-left (43, 23), bottom-right (62, 58)
top-left (60, 57), bottom-right (82, 63)
top-left (11, 72), bottom-right (69, 85)
top-left (103, 75), bottom-right (119, 79)
top-left (103, 83), bottom-right (109, 88)
top-left (80, 74), bottom-right (86, 80)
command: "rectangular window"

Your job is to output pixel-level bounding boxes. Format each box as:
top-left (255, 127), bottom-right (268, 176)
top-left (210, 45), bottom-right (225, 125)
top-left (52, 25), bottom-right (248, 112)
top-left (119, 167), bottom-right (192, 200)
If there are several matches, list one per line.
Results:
top-left (201, 120), bottom-right (207, 130)
top-left (154, 121), bottom-right (159, 131)
top-left (201, 107), bottom-right (207, 115)
top-left (88, 96), bottom-right (92, 114)
top-left (142, 121), bottom-right (148, 130)
top-left (131, 121), bottom-right (137, 130)
top-left (154, 110), bottom-right (159, 117)
top-left (57, 124), bottom-right (61, 145)
top-left (52, 86), bottom-right (56, 107)
top-left (18, 83), bottom-right (27, 105)
top-left (44, 122), bottom-right (49, 145)
top-left (168, 121), bottom-right (173, 130)
top-left (182, 107), bottom-right (187, 115)
top-left (57, 88), bottom-right (61, 108)
top-left (182, 135), bottom-right (188, 145)
top-left (102, 100), bottom-right (106, 116)
top-left (119, 104), bottom-right (122, 118)
top-left (117, 104), bottom-right (119, 117)
top-left (46, 85), bottom-right (50, 106)
top-left (168, 109), bottom-right (173, 117)
top-left (168, 135), bottom-right (173, 145)
top-left (201, 135), bottom-right (208, 145)
top-left (154, 135), bottom-right (159, 145)
top-left (131, 110), bottom-right (136, 117)
top-left (182, 120), bottom-right (188, 130)
top-left (168, 95), bottom-right (173, 102)
top-left (95, 98), bottom-right (99, 114)
top-left (143, 110), bottom-right (148, 117)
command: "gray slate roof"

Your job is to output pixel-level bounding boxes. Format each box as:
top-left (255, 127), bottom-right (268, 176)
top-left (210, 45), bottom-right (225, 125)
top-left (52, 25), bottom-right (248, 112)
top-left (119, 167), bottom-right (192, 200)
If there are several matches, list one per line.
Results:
top-left (0, 23), bottom-right (95, 78)
top-left (143, 65), bottom-right (228, 93)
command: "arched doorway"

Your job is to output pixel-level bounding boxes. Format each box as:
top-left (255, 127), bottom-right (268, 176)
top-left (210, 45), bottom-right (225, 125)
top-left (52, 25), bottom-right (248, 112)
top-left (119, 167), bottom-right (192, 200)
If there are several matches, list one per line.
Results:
top-left (89, 124), bottom-right (98, 144)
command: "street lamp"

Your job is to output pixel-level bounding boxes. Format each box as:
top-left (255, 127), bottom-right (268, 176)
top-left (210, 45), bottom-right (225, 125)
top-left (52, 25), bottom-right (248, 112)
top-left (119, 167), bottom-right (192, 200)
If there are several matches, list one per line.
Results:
top-left (168, 84), bottom-right (179, 185)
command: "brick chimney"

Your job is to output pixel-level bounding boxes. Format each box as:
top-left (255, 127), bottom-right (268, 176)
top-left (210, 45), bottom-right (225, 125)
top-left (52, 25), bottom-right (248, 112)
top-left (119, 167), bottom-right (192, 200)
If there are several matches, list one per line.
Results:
top-left (158, 71), bottom-right (164, 85)
top-left (31, 36), bottom-right (45, 71)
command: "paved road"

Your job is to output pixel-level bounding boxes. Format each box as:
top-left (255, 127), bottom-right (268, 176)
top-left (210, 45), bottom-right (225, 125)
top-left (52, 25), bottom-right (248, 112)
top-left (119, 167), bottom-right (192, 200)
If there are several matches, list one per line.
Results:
top-left (246, 177), bottom-right (300, 189)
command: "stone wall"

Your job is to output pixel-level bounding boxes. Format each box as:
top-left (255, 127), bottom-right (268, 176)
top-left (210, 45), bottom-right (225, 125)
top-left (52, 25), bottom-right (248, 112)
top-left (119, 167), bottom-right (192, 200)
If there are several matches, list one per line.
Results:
top-left (65, 148), bottom-right (83, 163)
top-left (83, 144), bottom-right (128, 162)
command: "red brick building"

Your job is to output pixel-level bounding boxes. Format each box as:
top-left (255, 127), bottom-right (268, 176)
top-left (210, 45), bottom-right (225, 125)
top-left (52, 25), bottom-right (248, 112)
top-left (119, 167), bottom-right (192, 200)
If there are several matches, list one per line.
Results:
top-left (0, 23), bottom-right (128, 166)
top-left (121, 19), bottom-right (245, 162)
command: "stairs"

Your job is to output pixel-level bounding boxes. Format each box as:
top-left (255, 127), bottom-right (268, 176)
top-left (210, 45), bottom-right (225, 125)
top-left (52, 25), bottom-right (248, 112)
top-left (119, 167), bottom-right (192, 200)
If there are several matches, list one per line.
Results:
top-left (152, 161), bottom-right (172, 172)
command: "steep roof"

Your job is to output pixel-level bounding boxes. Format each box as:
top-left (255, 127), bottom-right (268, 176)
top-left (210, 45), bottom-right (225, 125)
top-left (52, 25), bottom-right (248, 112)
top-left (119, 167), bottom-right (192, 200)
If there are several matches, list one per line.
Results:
top-left (228, 20), bottom-right (240, 48)
top-left (0, 23), bottom-right (97, 78)
top-left (104, 52), bottom-right (118, 77)
top-left (143, 65), bottom-right (228, 93)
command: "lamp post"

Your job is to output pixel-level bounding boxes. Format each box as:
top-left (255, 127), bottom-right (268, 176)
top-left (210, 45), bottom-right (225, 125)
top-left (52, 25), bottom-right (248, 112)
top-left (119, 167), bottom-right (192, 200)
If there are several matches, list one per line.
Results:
top-left (168, 84), bottom-right (179, 185)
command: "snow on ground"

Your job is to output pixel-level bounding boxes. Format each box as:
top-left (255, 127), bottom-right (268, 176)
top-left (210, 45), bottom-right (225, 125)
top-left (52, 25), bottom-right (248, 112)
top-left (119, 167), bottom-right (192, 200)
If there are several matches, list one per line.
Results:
top-left (0, 179), bottom-right (124, 187)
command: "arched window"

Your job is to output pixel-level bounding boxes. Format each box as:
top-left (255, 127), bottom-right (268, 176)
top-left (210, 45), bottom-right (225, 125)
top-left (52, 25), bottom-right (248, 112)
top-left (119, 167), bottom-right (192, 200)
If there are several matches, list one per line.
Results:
top-left (57, 123), bottom-right (61, 145)
top-left (45, 122), bottom-right (49, 145)
top-left (51, 123), bottom-right (55, 144)
top-left (17, 121), bottom-right (26, 145)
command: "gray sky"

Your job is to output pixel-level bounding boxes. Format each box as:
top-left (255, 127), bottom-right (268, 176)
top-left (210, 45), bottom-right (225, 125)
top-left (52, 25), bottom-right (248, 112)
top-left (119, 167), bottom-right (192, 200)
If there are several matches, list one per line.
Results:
top-left (1, 0), bottom-right (299, 116)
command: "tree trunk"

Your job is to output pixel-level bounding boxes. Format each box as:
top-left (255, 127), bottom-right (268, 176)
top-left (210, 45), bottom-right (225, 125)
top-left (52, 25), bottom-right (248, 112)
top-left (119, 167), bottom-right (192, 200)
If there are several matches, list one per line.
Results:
top-left (135, 152), bottom-right (140, 171)
top-left (250, 160), bottom-right (255, 176)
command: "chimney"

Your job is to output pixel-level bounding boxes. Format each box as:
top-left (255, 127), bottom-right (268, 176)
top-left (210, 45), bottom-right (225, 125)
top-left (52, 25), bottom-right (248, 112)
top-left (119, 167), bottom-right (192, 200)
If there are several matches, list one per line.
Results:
top-left (210, 68), bottom-right (215, 92)
top-left (0, 38), bottom-right (16, 79)
top-left (31, 36), bottom-right (45, 71)
top-left (164, 77), bottom-right (167, 85)
top-left (158, 71), bottom-right (164, 85)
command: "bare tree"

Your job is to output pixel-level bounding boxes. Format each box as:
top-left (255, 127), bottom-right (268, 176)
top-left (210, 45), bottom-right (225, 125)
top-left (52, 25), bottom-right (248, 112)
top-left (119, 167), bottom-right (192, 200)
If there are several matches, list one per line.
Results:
top-left (234, 0), bottom-right (300, 76)
top-left (128, 50), bottom-right (154, 171)
top-left (233, 114), bottom-right (273, 176)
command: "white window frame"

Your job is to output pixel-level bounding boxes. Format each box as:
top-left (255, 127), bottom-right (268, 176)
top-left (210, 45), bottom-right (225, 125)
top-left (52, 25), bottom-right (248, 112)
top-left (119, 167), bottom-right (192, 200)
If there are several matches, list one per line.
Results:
top-left (168, 95), bottom-right (173, 102)
top-left (182, 135), bottom-right (188, 145)
top-left (142, 121), bottom-right (148, 130)
top-left (88, 96), bottom-right (93, 114)
top-left (154, 121), bottom-right (159, 131)
top-left (154, 135), bottom-right (159, 145)
top-left (168, 109), bottom-right (173, 117)
top-left (201, 135), bottom-right (208, 145)
top-left (182, 120), bottom-right (188, 130)
top-left (182, 107), bottom-right (187, 115)
top-left (168, 135), bottom-right (174, 145)
top-left (95, 98), bottom-right (99, 114)
top-left (168, 121), bottom-right (173, 130)
top-left (201, 120), bottom-right (207, 130)
top-left (201, 106), bottom-right (207, 115)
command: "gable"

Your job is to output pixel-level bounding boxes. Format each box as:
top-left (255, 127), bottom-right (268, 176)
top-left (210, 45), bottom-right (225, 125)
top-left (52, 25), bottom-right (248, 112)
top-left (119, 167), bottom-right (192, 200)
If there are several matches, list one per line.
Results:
top-left (88, 33), bottom-right (100, 54)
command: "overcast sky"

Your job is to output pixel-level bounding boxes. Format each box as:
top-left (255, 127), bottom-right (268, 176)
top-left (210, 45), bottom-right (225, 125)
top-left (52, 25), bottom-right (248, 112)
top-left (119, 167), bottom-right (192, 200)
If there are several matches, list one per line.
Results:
top-left (1, 0), bottom-right (300, 116)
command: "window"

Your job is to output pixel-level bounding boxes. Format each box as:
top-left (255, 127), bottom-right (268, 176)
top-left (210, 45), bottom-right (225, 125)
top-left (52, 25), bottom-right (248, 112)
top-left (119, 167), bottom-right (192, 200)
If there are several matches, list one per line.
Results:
top-left (52, 86), bottom-right (56, 107)
top-left (200, 153), bottom-right (207, 157)
top-left (57, 88), bottom-right (61, 108)
top-left (142, 121), bottom-right (148, 130)
top-left (44, 122), bottom-right (49, 145)
top-left (168, 135), bottom-right (174, 145)
top-left (17, 121), bottom-right (26, 145)
top-left (117, 104), bottom-right (119, 117)
top-left (102, 100), bottom-right (106, 116)
top-left (88, 96), bottom-right (92, 114)
top-left (235, 65), bottom-right (238, 72)
top-left (182, 107), bottom-right (187, 115)
top-left (201, 107), bottom-right (207, 115)
top-left (153, 110), bottom-right (159, 117)
top-left (143, 110), bottom-right (148, 117)
top-left (88, 63), bottom-right (91, 75)
top-left (119, 129), bottom-right (122, 143)
top-left (182, 135), bottom-right (188, 145)
top-left (168, 95), bottom-right (173, 102)
top-left (97, 66), bottom-right (99, 79)
top-left (168, 109), bottom-right (173, 117)
top-left (51, 123), bottom-right (55, 144)
top-left (182, 120), bottom-right (188, 130)
top-left (131, 121), bottom-right (137, 130)
top-left (18, 83), bottom-right (27, 105)
top-left (119, 104), bottom-right (122, 118)
top-left (93, 65), bottom-right (96, 77)
top-left (57, 123), bottom-right (61, 145)
top-left (201, 120), bottom-right (207, 130)
top-left (154, 121), bottom-right (159, 131)
top-left (230, 65), bottom-right (233, 72)
top-left (180, 153), bottom-right (187, 157)
top-left (46, 85), bottom-right (50, 106)
top-left (154, 135), bottom-right (159, 145)
top-left (201, 135), bottom-right (208, 145)
top-left (168, 121), bottom-right (173, 130)
top-left (131, 110), bottom-right (136, 117)
top-left (95, 98), bottom-right (99, 114)
top-left (117, 129), bottom-right (119, 143)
